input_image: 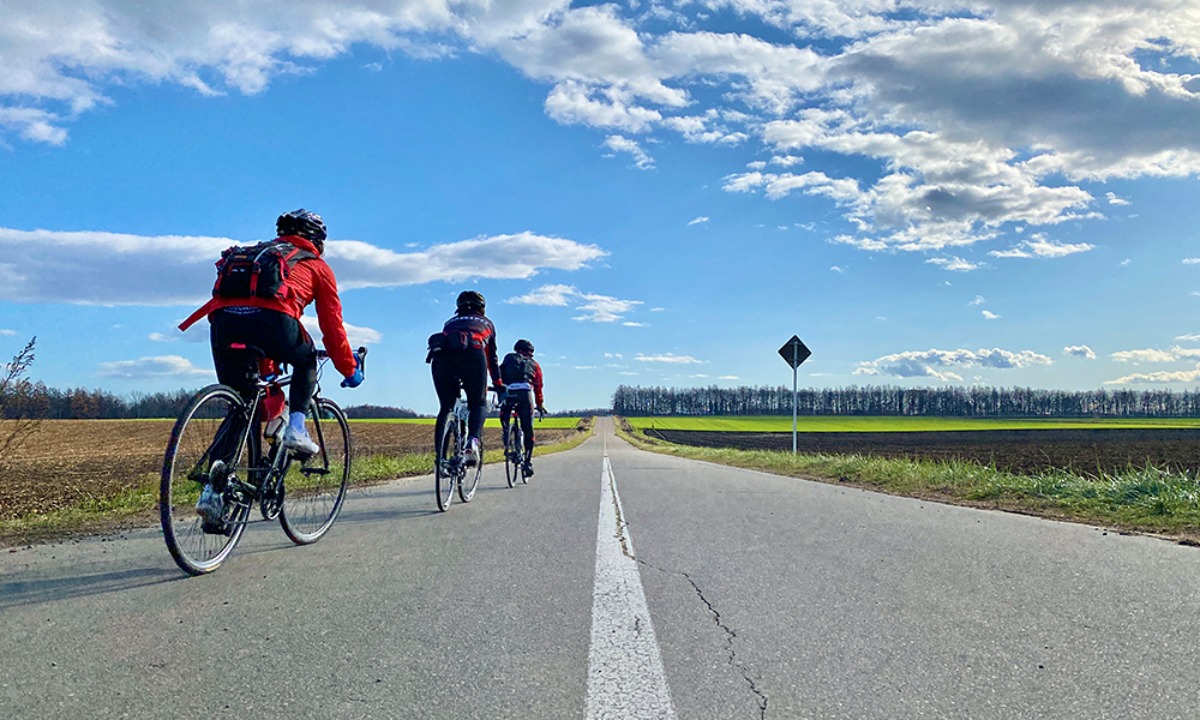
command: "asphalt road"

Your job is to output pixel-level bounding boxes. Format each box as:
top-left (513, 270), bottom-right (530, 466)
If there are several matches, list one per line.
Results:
top-left (2, 417), bottom-right (1199, 719)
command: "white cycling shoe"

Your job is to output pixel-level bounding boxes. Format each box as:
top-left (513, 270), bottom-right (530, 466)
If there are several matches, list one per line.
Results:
top-left (282, 426), bottom-right (320, 457)
top-left (195, 484), bottom-right (225, 532)
top-left (463, 438), bottom-right (481, 467)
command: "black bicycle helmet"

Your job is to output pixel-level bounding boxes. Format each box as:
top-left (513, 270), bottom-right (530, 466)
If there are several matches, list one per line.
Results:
top-left (276, 208), bottom-right (328, 253)
top-left (456, 290), bottom-right (485, 314)
top-left (514, 339), bottom-right (534, 355)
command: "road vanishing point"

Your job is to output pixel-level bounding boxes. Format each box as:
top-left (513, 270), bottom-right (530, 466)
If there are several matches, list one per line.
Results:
top-left (3, 418), bottom-right (1199, 719)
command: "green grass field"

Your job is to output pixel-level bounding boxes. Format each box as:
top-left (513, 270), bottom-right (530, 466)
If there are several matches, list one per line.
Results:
top-left (353, 416), bottom-right (584, 430)
top-left (623, 415), bottom-right (1200, 432)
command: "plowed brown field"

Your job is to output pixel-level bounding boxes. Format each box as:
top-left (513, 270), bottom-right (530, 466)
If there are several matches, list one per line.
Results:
top-left (647, 428), bottom-right (1200, 476)
top-left (0, 420), bottom-right (578, 522)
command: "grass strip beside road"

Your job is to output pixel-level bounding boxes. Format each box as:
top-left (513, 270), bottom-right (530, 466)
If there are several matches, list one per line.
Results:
top-left (0, 421), bottom-right (594, 547)
top-left (616, 421), bottom-right (1200, 545)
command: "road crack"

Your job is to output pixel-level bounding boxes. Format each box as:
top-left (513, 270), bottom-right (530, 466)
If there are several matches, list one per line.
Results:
top-left (639, 559), bottom-right (769, 719)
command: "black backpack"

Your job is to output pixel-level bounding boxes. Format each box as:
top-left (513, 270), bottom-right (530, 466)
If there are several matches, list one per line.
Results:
top-left (500, 353), bottom-right (536, 385)
top-left (213, 241), bottom-right (317, 301)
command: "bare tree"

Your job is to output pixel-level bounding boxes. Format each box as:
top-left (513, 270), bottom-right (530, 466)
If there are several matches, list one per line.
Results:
top-left (0, 337), bottom-right (43, 468)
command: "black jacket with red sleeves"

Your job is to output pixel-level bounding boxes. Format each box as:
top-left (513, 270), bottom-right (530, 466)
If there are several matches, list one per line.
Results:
top-left (442, 313), bottom-right (501, 386)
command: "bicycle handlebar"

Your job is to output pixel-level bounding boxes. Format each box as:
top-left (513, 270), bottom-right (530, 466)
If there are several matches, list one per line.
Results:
top-left (315, 346), bottom-right (369, 368)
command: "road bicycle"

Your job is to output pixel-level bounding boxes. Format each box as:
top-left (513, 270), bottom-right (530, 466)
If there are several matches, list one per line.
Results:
top-left (160, 344), bottom-right (365, 575)
top-left (434, 392), bottom-right (482, 512)
top-left (498, 390), bottom-right (531, 488)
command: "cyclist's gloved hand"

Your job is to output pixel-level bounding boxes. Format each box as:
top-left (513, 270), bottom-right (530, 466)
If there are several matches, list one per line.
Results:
top-left (341, 359), bottom-right (364, 388)
top-left (537, 405), bottom-right (547, 419)
top-left (494, 383), bottom-right (506, 396)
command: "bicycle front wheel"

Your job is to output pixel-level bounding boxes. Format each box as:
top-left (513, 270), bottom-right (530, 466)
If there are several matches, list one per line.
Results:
top-left (435, 414), bottom-right (458, 512)
top-left (280, 397), bottom-right (351, 544)
top-left (160, 384), bottom-right (253, 575)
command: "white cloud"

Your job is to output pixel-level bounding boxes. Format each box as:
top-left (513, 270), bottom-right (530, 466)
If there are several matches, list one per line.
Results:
top-left (855, 347), bottom-right (1053, 381)
top-left (1184, 258), bottom-right (1200, 265)
top-left (622, 321), bottom-right (649, 327)
top-left (687, 216), bottom-right (709, 226)
top-left (1175, 334), bottom-right (1200, 342)
top-left (1106, 364), bottom-right (1200, 385)
top-left (969, 295), bottom-right (985, 306)
top-left (506, 283), bottom-right (643, 323)
top-left (718, 375), bottom-right (739, 380)
top-left (635, 353), bottom-right (703, 364)
top-left (989, 235), bottom-right (1095, 259)
top-left (575, 292), bottom-right (644, 323)
top-left (0, 227), bottom-right (606, 305)
top-left (98, 355), bottom-right (211, 379)
top-left (300, 317), bottom-right (382, 348)
top-left (981, 310), bottom-right (1000, 320)
top-left (927, 256), bottom-right (981, 272)
top-left (0, 329), bottom-right (18, 336)
top-left (148, 332), bottom-right (174, 343)
top-left (602, 134), bottom-right (655, 169)
top-left (3, 0), bottom-right (1200, 260)
top-left (507, 284), bottom-right (577, 306)
top-left (1064, 345), bottom-right (1096, 359)
top-left (1111, 348), bottom-right (1182, 363)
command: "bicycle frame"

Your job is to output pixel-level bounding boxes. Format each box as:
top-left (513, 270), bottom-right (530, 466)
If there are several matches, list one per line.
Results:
top-left (206, 352), bottom-right (338, 524)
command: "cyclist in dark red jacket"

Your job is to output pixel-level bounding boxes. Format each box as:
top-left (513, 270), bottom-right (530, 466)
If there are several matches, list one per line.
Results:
top-left (180, 209), bottom-right (364, 527)
top-left (428, 290), bottom-right (502, 466)
top-left (498, 338), bottom-right (546, 477)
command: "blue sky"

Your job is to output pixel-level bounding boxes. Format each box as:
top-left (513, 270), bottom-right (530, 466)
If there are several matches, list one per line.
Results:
top-left (2, 0), bottom-right (1200, 414)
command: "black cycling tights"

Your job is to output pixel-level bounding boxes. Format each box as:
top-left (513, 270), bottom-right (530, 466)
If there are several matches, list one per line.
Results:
top-left (501, 390), bottom-right (535, 456)
top-left (431, 350), bottom-right (488, 446)
top-left (210, 308), bottom-right (317, 412)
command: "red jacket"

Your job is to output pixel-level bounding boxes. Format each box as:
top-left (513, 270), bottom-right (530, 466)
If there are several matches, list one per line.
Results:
top-left (179, 236), bottom-right (357, 377)
top-left (529, 359), bottom-right (544, 407)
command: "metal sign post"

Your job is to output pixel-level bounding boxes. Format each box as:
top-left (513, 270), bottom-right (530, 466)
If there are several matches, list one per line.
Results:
top-left (777, 335), bottom-right (812, 454)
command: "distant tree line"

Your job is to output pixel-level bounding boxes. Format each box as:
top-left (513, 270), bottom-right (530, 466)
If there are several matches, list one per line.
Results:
top-left (612, 384), bottom-right (1200, 418)
top-left (0, 383), bottom-right (419, 420)
top-left (343, 404), bottom-right (418, 419)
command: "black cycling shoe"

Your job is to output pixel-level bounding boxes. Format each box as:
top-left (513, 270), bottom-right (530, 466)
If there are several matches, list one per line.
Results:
top-left (200, 519), bottom-right (228, 535)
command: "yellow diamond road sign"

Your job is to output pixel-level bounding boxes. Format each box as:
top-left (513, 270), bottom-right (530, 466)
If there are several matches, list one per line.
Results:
top-left (778, 335), bottom-right (811, 369)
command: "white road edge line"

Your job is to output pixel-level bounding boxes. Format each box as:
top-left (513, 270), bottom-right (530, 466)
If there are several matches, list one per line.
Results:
top-left (586, 450), bottom-right (677, 720)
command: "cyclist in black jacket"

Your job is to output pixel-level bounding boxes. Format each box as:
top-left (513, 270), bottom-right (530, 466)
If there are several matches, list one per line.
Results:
top-left (428, 290), bottom-right (503, 466)
top-left (499, 338), bottom-right (546, 477)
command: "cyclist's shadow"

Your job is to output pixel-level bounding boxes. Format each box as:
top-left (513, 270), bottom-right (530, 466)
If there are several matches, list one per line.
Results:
top-left (335, 484), bottom-right (445, 524)
top-left (0, 565), bottom-right (184, 611)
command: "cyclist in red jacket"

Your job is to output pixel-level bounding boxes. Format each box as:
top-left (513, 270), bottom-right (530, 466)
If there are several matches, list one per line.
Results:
top-left (428, 290), bottom-right (502, 466)
top-left (180, 209), bottom-right (364, 527)
top-left (498, 338), bottom-right (546, 477)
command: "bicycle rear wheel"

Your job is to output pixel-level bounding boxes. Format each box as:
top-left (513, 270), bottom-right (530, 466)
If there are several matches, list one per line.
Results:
top-left (160, 385), bottom-right (253, 575)
top-left (280, 397), bottom-right (350, 544)
top-left (505, 426), bottom-right (522, 488)
top-left (459, 426), bottom-right (481, 503)
top-left (435, 414), bottom-right (458, 511)
top-left (519, 426), bottom-right (530, 485)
